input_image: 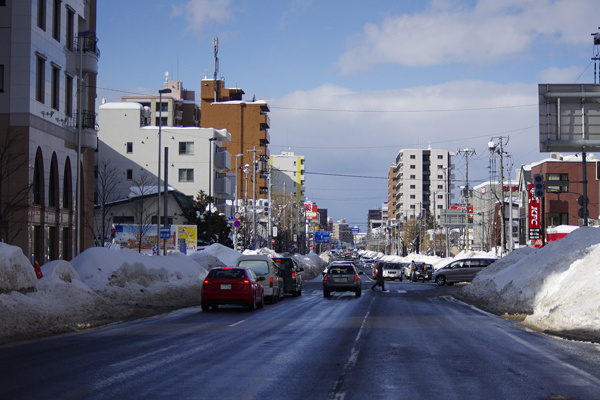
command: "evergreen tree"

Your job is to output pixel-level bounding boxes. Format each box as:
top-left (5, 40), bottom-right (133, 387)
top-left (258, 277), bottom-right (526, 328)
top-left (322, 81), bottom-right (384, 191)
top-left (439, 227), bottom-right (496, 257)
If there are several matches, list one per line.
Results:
top-left (181, 190), bottom-right (233, 248)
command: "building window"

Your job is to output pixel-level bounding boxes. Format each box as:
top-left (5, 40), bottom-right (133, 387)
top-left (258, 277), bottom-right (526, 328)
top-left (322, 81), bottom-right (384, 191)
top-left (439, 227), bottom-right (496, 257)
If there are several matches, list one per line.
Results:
top-left (52, 0), bottom-right (61, 41)
top-left (179, 169), bottom-right (194, 182)
top-left (65, 7), bottom-right (74, 51)
top-left (437, 155), bottom-right (443, 159)
top-left (51, 65), bottom-right (60, 110)
top-left (179, 142), bottom-right (194, 155)
top-left (546, 173), bottom-right (568, 193)
top-left (547, 212), bottom-right (568, 227)
top-left (437, 204), bottom-right (443, 209)
top-left (126, 169), bottom-right (133, 180)
top-left (410, 185), bottom-right (416, 189)
top-left (410, 195), bottom-right (415, 199)
top-left (410, 155), bottom-right (416, 159)
top-left (64, 74), bottom-right (72, 116)
top-left (0, 64), bottom-right (3, 92)
top-left (438, 185), bottom-right (443, 189)
top-left (126, 142), bottom-right (133, 153)
top-left (410, 175), bottom-right (415, 179)
top-left (36, 56), bottom-right (45, 103)
top-left (37, 0), bottom-right (46, 30)
top-left (0, 0), bottom-right (6, 5)
top-left (410, 204), bottom-right (415, 209)
top-left (155, 117), bottom-right (167, 126)
top-left (114, 216), bottom-right (134, 224)
top-left (410, 165), bottom-right (416, 169)
top-left (438, 175), bottom-right (443, 179)
top-left (437, 194), bottom-right (443, 199)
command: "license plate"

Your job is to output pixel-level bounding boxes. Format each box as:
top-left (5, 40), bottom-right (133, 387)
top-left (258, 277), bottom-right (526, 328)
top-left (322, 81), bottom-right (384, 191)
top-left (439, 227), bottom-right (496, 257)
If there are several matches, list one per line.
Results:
top-left (334, 278), bottom-right (347, 283)
top-left (220, 284), bottom-right (231, 290)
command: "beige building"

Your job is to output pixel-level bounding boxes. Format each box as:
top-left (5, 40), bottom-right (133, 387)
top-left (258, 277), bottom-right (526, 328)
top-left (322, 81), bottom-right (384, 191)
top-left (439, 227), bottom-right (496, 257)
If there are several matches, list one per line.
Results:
top-left (0, 0), bottom-right (98, 262)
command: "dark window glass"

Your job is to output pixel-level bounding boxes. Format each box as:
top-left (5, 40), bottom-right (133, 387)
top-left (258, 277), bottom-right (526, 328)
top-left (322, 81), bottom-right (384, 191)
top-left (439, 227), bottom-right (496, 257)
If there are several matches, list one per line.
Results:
top-left (37, 0), bottom-right (46, 30)
top-left (36, 57), bottom-right (45, 103)
top-left (52, 0), bottom-right (61, 41)
top-left (51, 66), bottom-right (60, 110)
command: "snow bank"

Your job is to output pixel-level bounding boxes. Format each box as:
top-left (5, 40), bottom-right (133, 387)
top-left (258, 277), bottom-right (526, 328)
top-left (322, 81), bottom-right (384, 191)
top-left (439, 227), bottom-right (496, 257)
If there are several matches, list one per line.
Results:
top-left (459, 227), bottom-right (600, 333)
top-left (0, 243), bottom-right (37, 294)
top-left (200, 243), bottom-right (241, 267)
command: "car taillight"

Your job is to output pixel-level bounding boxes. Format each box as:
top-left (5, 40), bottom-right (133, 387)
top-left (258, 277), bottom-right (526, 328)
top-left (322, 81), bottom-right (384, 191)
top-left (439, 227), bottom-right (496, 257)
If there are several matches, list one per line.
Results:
top-left (203, 280), bottom-right (209, 284)
top-left (270, 277), bottom-right (273, 287)
top-left (354, 276), bottom-right (359, 281)
top-left (243, 280), bottom-right (250, 284)
top-left (292, 272), bottom-right (296, 277)
top-left (324, 276), bottom-right (328, 281)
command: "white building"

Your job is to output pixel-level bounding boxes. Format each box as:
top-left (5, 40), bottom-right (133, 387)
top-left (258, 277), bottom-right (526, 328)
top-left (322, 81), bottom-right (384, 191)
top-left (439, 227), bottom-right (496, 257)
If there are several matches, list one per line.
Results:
top-left (395, 148), bottom-right (454, 223)
top-left (97, 102), bottom-right (233, 212)
top-left (270, 151), bottom-right (305, 205)
top-left (0, 0), bottom-right (98, 262)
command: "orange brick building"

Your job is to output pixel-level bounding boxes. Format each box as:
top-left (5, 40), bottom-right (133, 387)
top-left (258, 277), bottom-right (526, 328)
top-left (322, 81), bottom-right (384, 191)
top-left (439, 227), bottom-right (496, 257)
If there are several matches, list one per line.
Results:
top-left (200, 79), bottom-right (270, 201)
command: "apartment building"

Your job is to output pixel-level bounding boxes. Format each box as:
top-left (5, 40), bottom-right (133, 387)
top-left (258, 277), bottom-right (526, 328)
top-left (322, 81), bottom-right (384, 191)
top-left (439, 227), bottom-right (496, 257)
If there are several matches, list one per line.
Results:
top-left (395, 149), bottom-right (454, 223)
top-left (332, 219), bottom-right (353, 245)
top-left (270, 151), bottom-right (305, 205)
top-left (0, 0), bottom-right (98, 263)
top-left (97, 101), bottom-right (233, 209)
top-left (387, 164), bottom-right (396, 221)
top-left (200, 78), bottom-right (270, 201)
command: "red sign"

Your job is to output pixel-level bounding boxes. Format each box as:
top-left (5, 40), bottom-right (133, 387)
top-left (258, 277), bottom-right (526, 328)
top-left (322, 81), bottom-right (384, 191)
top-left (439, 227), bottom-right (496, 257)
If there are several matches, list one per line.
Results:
top-left (306, 204), bottom-right (318, 220)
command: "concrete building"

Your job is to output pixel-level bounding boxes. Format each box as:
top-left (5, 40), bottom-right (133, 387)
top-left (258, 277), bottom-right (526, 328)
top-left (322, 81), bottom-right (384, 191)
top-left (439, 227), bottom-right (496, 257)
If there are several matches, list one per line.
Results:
top-left (97, 102), bottom-right (233, 210)
top-left (270, 151), bottom-right (305, 205)
top-left (395, 148), bottom-right (454, 224)
top-left (200, 78), bottom-right (270, 201)
top-left (332, 219), bottom-right (353, 245)
top-left (121, 80), bottom-right (200, 128)
top-left (387, 164), bottom-right (396, 221)
top-left (0, 0), bottom-right (98, 262)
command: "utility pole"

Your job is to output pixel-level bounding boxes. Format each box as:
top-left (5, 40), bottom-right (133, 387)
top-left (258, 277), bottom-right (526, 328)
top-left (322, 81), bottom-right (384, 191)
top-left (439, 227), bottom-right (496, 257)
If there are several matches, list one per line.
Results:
top-left (457, 149), bottom-right (475, 250)
top-left (247, 146), bottom-right (262, 248)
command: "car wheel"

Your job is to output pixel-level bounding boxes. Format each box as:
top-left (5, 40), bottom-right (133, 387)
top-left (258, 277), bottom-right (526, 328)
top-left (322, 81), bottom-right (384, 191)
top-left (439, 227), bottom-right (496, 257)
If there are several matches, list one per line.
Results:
top-left (201, 302), bottom-right (209, 312)
top-left (272, 293), bottom-right (278, 304)
top-left (435, 275), bottom-right (446, 286)
top-left (248, 294), bottom-right (257, 311)
top-left (355, 289), bottom-right (361, 297)
top-left (258, 295), bottom-right (264, 309)
top-left (298, 288), bottom-right (302, 296)
top-left (399, 275), bottom-right (403, 281)
top-left (323, 290), bottom-right (330, 298)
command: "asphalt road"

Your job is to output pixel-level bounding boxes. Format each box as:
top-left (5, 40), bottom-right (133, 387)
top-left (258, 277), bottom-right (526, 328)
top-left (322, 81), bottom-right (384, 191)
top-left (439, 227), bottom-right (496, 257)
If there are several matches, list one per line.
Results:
top-left (1, 269), bottom-right (600, 400)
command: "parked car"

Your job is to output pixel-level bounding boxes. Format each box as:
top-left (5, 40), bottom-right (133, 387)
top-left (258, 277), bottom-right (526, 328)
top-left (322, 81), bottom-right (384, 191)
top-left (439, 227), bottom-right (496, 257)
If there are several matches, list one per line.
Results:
top-left (323, 263), bottom-right (364, 298)
top-left (433, 258), bottom-right (496, 286)
top-left (272, 257), bottom-right (304, 296)
top-left (201, 267), bottom-right (264, 311)
top-left (381, 262), bottom-right (404, 281)
top-left (236, 255), bottom-right (284, 303)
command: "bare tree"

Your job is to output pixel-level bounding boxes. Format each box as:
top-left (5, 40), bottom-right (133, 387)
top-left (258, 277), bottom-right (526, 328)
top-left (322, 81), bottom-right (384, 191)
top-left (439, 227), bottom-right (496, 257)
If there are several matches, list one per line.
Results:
top-left (0, 129), bottom-right (32, 243)
top-left (129, 172), bottom-right (156, 253)
top-left (85, 159), bottom-right (123, 247)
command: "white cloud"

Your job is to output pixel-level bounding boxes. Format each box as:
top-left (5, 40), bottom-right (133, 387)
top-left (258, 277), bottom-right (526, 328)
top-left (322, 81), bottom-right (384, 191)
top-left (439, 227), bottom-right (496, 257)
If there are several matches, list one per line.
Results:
top-left (538, 66), bottom-right (587, 83)
top-left (337, 0), bottom-right (599, 74)
top-left (171, 0), bottom-right (233, 32)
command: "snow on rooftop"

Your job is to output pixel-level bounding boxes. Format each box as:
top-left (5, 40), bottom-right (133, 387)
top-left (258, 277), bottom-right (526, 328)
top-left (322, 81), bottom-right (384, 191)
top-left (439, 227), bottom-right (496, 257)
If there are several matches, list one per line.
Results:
top-left (99, 102), bottom-right (143, 110)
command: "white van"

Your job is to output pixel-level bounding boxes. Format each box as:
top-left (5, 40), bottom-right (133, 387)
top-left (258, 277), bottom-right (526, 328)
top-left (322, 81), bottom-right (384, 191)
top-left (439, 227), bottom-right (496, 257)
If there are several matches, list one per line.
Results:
top-left (236, 255), bottom-right (284, 303)
top-left (433, 258), bottom-right (496, 286)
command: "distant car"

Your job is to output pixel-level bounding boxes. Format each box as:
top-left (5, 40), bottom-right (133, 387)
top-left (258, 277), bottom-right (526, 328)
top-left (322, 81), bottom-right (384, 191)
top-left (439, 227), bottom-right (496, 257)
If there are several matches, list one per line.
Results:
top-left (433, 258), bottom-right (496, 286)
top-left (236, 255), bottom-right (284, 303)
top-left (323, 263), bottom-right (364, 298)
top-left (414, 263), bottom-right (433, 282)
top-left (273, 257), bottom-right (304, 296)
top-left (201, 267), bottom-right (265, 311)
top-left (381, 262), bottom-right (404, 281)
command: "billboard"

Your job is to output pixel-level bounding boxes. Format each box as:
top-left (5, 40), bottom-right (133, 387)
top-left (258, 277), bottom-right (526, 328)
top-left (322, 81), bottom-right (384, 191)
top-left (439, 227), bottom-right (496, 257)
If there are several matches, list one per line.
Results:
top-left (113, 224), bottom-right (197, 253)
top-left (305, 203), bottom-right (318, 220)
top-left (539, 84), bottom-right (600, 152)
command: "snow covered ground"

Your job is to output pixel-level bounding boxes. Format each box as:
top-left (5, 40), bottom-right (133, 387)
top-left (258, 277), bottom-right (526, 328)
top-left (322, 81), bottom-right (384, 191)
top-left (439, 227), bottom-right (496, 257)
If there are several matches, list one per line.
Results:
top-left (0, 243), bottom-right (326, 345)
top-left (1, 228), bottom-right (599, 345)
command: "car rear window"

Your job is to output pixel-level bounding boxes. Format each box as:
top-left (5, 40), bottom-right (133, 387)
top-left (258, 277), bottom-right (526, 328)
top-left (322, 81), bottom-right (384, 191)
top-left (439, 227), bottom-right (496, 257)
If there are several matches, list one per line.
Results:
top-left (273, 259), bottom-right (294, 271)
top-left (238, 260), bottom-right (270, 275)
top-left (208, 269), bottom-right (246, 279)
top-left (328, 265), bottom-right (355, 274)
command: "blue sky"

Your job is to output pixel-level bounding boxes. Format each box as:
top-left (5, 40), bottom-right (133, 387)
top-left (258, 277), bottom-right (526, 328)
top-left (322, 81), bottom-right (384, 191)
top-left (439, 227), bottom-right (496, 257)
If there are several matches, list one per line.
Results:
top-left (97, 0), bottom-right (599, 230)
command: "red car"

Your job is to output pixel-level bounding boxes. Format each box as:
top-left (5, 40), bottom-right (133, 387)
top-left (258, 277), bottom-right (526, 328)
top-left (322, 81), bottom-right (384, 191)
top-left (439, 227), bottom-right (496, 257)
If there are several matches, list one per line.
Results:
top-left (201, 267), bottom-right (265, 311)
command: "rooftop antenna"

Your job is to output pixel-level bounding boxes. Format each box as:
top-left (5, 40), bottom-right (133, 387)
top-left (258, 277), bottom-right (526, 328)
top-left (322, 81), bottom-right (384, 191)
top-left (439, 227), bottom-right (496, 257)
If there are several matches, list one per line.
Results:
top-left (213, 37), bottom-right (219, 102)
top-left (592, 29), bottom-right (600, 83)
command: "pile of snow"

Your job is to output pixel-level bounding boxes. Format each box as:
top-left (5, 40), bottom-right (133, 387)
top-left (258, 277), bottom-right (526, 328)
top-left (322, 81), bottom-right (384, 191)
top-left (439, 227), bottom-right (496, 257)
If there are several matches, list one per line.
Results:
top-left (458, 227), bottom-right (600, 333)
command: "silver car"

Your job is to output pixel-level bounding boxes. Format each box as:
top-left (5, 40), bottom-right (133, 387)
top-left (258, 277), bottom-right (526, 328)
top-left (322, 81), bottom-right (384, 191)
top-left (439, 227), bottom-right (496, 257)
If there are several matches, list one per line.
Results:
top-left (236, 255), bottom-right (284, 303)
top-left (433, 258), bottom-right (496, 286)
top-left (323, 263), bottom-right (364, 298)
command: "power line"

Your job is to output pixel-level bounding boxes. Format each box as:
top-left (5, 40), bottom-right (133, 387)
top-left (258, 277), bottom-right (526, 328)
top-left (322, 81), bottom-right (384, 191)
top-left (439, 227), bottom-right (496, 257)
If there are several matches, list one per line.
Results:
top-left (270, 104), bottom-right (537, 113)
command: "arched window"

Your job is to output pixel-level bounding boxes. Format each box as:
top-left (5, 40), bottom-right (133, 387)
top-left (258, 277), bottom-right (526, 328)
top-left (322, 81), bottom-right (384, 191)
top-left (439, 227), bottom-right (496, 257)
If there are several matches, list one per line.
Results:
top-left (49, 153), bottom-right (59, 208)
top-left (63, 158), bottom-right (72, 209)
top-left (32, 148), bottom-right (44, 205)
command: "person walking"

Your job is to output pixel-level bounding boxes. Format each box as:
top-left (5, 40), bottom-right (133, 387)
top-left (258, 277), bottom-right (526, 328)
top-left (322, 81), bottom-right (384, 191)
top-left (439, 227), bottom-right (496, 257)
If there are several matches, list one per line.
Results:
top-left (371, 263), bottom-right (387, 291)
top-left (422, 263), bottom-right (428, 282)
top-left (410, 261), bottom-right (417, 282)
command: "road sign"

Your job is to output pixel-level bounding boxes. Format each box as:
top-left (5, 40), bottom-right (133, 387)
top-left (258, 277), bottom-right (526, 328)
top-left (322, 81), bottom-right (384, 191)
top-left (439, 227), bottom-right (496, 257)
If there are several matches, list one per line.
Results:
top-left (160, 228), bottom-right (170, 239)
top-left (233, 212), bottom-right (241, 220)
top-left (233, 220), bottom-right (241, 228)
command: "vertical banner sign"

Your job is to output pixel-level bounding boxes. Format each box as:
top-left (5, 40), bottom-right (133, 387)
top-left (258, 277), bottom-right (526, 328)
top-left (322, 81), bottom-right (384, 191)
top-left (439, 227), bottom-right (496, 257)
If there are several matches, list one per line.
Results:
top-left (528, 184), bottom-right (541, 246)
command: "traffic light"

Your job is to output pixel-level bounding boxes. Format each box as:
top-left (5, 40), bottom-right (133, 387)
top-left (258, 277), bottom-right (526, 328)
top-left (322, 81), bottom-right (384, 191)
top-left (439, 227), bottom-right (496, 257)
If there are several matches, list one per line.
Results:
top-left (578, 195), bottom-right (589, 219)
top-left (110, 228), bottom-right (116, 239)
top-left (533, 174), bottom-right (544, 198)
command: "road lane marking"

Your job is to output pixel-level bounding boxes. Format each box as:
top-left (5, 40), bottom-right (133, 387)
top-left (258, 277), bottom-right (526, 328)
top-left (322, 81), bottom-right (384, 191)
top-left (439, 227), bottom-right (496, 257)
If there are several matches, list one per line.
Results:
top-left (229, 318), bottom-right (249, 327)
top-left (331, 297), bottom-right (375, 399)
top-left (397, 290), bottom-right (407, 293)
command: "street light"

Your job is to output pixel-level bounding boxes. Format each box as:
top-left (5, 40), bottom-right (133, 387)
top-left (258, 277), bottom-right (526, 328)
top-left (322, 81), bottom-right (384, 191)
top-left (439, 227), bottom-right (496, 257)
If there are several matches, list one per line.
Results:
top-left (157, 88), bottom-right (171, 256)
top-left (207, 137), bottom-right (217, 244)
top-left (243, 164), bottom-right (250, 249)
top-left (233, 154), bottom-right (243, 251)
top-left (75, 29), bottom-right (95, 256)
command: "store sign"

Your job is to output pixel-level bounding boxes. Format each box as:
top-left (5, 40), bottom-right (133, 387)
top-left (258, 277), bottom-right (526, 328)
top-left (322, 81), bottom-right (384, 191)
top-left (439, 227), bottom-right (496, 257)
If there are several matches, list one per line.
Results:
top-left (528, 184), bottom-right (541, 242)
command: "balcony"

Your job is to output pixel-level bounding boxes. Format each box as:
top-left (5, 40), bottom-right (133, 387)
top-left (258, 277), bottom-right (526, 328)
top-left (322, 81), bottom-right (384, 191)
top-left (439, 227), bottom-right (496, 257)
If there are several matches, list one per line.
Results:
top-left (260, 130), bottom-right (270, 146)
top-left (259, 113), bottom-right (270, 130)
top-left (214, 176), bottom-right (233, 197)
top-left (214, 147), bottom-right (231, 170)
